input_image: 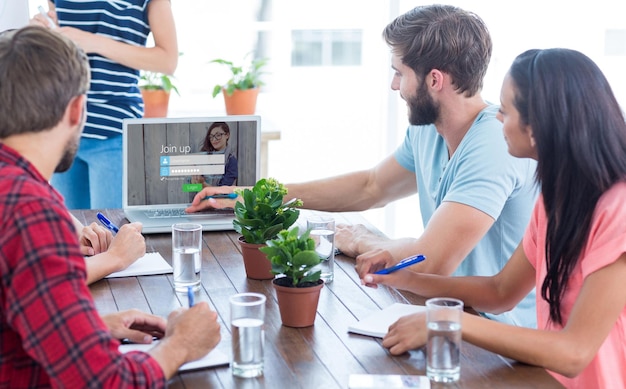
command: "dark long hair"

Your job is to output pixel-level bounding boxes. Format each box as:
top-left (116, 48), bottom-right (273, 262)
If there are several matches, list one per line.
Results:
top-left (509, 49), bottom-right (626, 324)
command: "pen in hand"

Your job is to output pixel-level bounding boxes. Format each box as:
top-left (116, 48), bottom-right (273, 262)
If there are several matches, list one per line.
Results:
top-left (97, 212), bottom-right (120, 234)
top-left (202, 193), bottom-right (237, 200)
top-left (374, 254), bottom-right (426, 275)
top-left (187, 286), bottom-right (195, 307)
top-left (38, 6), bottom-right (56, 29)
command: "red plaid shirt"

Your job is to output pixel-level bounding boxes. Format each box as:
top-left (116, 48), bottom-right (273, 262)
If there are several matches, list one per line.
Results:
top-left (0, 144), bottom-right (165, 388)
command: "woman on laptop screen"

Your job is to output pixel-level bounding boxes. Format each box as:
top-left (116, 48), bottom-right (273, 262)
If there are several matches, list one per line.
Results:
top-left (192, 122), bottom-right (238, 186)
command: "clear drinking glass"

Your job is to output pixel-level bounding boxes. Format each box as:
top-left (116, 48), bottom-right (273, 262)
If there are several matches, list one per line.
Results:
top-left (172, 223), bottom-right (202, 292)
top-left (306, 216), bottom-right (335, 283)
top-left (426, 297), bottom-right (463, 383)
top-left (230, 292), bottom-right (266, 378)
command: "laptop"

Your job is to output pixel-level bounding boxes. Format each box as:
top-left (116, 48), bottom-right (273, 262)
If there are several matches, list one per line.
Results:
top-left (122, 115), bottom-right (261, 233)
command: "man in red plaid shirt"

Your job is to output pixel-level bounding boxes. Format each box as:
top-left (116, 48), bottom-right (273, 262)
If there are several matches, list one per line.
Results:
top-left (0, 26), bottom-right (221, 387)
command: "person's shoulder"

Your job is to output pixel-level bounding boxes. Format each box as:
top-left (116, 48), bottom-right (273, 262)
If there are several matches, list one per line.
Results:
top-left (597, 181), bottom-right (626, 210)
top-left (474, 104), bottom-right (500, 124)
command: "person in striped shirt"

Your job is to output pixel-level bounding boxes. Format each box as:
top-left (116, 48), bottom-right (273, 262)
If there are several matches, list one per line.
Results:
top-left (32, 0), bottom-right (178, 210)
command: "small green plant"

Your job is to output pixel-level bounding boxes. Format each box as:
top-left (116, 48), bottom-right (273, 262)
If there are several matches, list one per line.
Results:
top-left (233, 178), bottom-right (302, 244)
top-left (139, 71), bottom-right (180, 96)
top-left (210, 55), bottom-right (268, 98)
top-left (260, 227), bottom-right (322, 287)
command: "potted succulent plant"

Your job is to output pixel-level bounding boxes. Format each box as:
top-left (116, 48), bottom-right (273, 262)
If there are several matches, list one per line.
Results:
top-left (233, 178), bottom-right (302, 280)
top-left (210, 55), bottom-right (268, 115)
top-left (260, 227), bottom-right (324, 327)
top-left (139, 70), bottom-right (179, 118)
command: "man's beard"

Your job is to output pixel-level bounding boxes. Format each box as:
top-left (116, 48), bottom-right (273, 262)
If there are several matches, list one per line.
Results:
top-left (407, 80), bottom-right (439, 126)
top-left (55, 139), bottom-right (78, 173)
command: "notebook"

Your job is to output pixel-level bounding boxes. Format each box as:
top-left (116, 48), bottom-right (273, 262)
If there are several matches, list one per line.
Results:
top-left (105, 252), bottom-right (172, 278)
top-left (122, 115), bottom-right (261, 233)
top-left (348, 303), bottom-right (427, 338)
top-left (119, 341), bottom-right (230, 371)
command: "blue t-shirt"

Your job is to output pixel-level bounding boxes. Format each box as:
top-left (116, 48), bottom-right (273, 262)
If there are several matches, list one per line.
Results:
top-left (395, 105), bottom-right (538, 328)
top-left (54, 0), bottom-right (151, 139)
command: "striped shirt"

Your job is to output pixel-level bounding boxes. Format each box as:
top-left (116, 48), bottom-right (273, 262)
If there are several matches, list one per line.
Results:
top-left (54, 0), bottom-right (151, 139)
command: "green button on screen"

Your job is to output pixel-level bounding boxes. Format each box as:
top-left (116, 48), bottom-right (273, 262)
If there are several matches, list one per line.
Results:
top-left (182, 183), bottom-right (203, 192)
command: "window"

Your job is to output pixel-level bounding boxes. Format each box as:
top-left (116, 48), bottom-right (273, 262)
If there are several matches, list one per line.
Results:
top-left (605, 29), bottom-right (626, 56)
top-left (291, 29), bottom-right (362, 66)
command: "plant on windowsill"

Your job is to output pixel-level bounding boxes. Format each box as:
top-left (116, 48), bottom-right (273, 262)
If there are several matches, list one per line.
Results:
top-left (139, 71), bottom-right (180, 118)
top-left (209, 55), bottom-right (268, 115)
top-left (233, 178), bottom-right (302, 280)
top-left (260, 227), bottom-right (324, 327)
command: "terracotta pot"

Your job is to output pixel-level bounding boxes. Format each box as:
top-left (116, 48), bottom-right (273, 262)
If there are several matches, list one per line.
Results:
top-left (273, 278), bottom-right (324, 327)
top-left (222, 88), bottom-right (259, 115)
top-left (238, 236), bottom-right (274, 280)
top-left (141, 89), bottom-right (170, 118)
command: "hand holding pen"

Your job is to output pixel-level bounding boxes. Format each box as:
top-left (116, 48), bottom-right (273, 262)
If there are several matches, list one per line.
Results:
top-left (360, 254), bottom-right (426, 289)
top-left (37, 6), bottom-right (56, 29)
top-left (374, 255), bottom-right (426, 274)
top-left (97, 212), bottom-right (120, 234)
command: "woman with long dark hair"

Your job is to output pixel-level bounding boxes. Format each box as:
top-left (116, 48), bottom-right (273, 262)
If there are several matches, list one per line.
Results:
top-left (363, 49), bottom-right (626, 388)
top-left (198, 121), bottom-right (238, 186)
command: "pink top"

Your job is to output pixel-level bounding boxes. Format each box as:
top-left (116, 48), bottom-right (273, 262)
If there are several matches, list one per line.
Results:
top-left (523, 182), bottom-right (626, 389)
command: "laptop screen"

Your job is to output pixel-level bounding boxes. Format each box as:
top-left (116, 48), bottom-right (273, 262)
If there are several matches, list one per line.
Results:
top-left (123, 116), bottom-right (260, 208)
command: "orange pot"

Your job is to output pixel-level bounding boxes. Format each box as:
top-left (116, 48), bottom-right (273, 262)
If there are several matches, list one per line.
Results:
top-left (238, 236), bottom-right (274, 280)
top-left (273, 278), bottom-right (324, 327)
top-left (223, 88), bottom-right (259, 115)
top-left (141, 89), bottom-right (170, 118)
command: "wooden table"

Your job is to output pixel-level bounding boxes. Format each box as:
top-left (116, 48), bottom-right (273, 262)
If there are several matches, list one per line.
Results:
top-left (74, 209), bottom-right (562, 389)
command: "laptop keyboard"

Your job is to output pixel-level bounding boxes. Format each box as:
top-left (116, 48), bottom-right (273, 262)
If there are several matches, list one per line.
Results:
top-left (144, 208), bottom-right (233, 218)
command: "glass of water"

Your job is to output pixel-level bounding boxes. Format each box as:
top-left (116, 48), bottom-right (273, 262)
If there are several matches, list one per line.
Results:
top-left (230, 293), bottom-right (266, 378)
top-left (426, 297), bottom-right (463, 383)
top-left (306, 215), bottom-right (335, 283)
top-left (171, 223), bottom-right (202, 292)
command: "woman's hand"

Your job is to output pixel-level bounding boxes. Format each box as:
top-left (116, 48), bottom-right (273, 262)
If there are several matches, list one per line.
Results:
top-left (382, 312), bottom-right (428, 355)
top-left (78, 222), bottom-right (113, 256)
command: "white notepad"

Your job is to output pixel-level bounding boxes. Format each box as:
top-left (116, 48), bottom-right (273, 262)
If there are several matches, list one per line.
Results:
top-left (105, 252), bottom-right (173, 278)
top-left (349, 374), bottom-right (430, 389)
top-left (119, 341), bottom-right (230, 371)
top-left (348, 303), bottom-right (427, 338)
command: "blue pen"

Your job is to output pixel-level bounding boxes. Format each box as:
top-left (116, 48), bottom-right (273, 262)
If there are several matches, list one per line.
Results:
top-left (203, 193), bottom-right (237, 200)
top-left (187, 286), bottom-right (195, 307)
top-left (96, 212), bottom-right (119, 234)
top-left (374, 254), bottom-right (426, 275)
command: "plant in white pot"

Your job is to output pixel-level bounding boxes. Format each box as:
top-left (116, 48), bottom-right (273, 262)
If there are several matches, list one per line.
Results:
top-left (233, 178), bottom-right (302, 280)
top-left (210, 55), bottom-right (268, 115)
top-left (260, 227), bottom-right (324, 328)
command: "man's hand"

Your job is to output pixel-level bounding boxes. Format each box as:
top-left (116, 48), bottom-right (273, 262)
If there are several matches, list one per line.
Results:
top-left (163, 303), bottom-right (221, 361)
top-left (186, 186), bottom-right (239, 213)
top-left (148, 302), bottom-right (222, 377)
top-left (335, 224), bottom-right (388, 258)
top-left (102, 309), bottom-right (167, 344)
top-left (105, 223), bottom-right (146, 272)
top-left (78, 222), bottom-right (113, 256)
top-left (382, 312), bottom-right (428, 355)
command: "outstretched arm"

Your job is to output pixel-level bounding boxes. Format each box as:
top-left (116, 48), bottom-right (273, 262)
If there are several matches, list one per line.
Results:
top-left (374, 247), bottom-right (626, 378)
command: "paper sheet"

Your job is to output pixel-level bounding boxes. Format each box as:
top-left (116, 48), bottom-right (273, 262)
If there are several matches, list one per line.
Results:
top-left (105, 252), bottom-right (173, 278)
top-left (119, 341), bottom-right (230, 371)
top-left (349, 374), bottom-right (430, 388)
top-left (348, 303), bottom-right (427, 338)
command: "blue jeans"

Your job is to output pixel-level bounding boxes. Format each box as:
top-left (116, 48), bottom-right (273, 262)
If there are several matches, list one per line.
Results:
top-left (51, 135), bottom-right (122, 209)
